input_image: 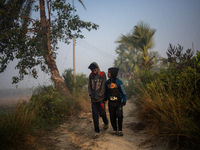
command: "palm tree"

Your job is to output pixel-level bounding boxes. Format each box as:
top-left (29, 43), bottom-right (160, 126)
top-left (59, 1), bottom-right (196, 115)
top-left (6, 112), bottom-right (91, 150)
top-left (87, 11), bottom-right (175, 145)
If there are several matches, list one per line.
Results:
top-left (160, 58), bottom-right (169, 68)
top-left (77, 0), bottom-right (86, 9)
top-left (115, 21), bottom-right (157, 81)
top-left (114, 43), bottom-right (139, 79)
top-left (114, 45), bottom-right (128, 70)
top-left (132, 22), bottom-right (156, 70)
top-left (149, 51), bottom-right (162, 71)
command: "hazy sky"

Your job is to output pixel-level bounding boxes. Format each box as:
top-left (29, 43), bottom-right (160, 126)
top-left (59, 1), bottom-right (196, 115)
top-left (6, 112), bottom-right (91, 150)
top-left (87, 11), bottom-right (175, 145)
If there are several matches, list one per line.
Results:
top-left (0, 0), bottom-right (200, 89)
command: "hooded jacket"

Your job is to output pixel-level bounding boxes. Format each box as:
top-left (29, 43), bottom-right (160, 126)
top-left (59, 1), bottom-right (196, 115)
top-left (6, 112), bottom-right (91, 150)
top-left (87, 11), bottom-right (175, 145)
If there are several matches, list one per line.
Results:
top-left (105, 67), bottom-right (126, 103)
top-left (88, 62), bottom-right (107, 102)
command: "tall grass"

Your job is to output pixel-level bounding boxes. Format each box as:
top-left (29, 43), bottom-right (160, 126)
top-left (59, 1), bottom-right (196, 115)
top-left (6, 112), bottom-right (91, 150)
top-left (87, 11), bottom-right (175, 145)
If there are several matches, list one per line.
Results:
top-left (0, 85), bottom-right (90, 149)
top-left (29, 85), bottom-right (90, 129)
top-left (136, 74), bottom-right (200, 149)
top-left (0, 102), bottom-right (37, 148)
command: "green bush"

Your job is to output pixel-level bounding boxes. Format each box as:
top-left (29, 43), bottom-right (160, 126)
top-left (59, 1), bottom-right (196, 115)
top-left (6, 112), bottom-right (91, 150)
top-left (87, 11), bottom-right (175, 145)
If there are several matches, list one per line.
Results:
top-left (134, 66), bottom-right (200, 149)
top-left (62, 69), bottom-right (75, 93)
top-left (30, 85), bottom-right (73, 125)
top-left (127, 45), bottom-right (200, 149)
top-left (30, 85), bottom-right (91, 126)
top-left (62, 69), bottom-right (88, 93)
top-left (0, 84), bottom-right (91, 149)
top-left (125, 70), bottom-right (158, 99)
top-left (125, 79), bottom-right (139, 99)
top-left (0, 102), bottom-right (37, 148)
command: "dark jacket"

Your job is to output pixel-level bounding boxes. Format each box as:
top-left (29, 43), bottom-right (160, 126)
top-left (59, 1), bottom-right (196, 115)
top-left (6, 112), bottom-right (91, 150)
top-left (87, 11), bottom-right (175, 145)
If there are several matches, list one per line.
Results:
top-left (105, 78), bottom-right (127, 103)
top-left (88, 62), bottom-right (107, 102)
top-left (105, 67), bottom-right (126, 103)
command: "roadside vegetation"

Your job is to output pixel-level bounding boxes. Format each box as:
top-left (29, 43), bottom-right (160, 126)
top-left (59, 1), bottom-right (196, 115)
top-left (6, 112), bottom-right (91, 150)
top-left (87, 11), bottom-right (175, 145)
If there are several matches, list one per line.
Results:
top-left (131, 59), bottom-right (200, 149)
top-left (116, 22), bottom-right (200, 149)
top-left (0, 70), bottom-right (90, 149)
top-left (1, 1), bottom-right (199, 148)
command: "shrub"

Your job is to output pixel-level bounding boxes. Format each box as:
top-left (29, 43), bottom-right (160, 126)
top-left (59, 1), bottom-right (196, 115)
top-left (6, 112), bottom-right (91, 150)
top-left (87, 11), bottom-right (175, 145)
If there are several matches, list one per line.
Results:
top-left (62, 69), bottom-right (88, 93)
top-left (0, 103), bottom-right (37, 148)
top-left (62, 69), bottom-right (75, 93)
top-left (135, 66), bottom-right (200, 149)
top-left (29, 85), bottom-right (91, 127)
top-left (0, 84), bottom-right (91, 149)
top-left (130, 44), bottom-right (200, 149)
top-left (125, 69), bottom-right (157, 99)
top-left (30, 85), bottom-right (73, 126)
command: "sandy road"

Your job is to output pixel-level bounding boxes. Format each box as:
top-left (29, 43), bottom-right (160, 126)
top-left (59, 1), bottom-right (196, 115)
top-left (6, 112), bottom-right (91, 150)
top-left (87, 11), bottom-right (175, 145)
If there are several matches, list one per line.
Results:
top-left (31, 99), bottom-right (170, 150)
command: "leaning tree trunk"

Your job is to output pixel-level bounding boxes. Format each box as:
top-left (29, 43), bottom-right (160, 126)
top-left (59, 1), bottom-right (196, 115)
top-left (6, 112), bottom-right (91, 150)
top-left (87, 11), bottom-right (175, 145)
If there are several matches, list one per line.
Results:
top-left (39, 0), bottom-right (71, 98)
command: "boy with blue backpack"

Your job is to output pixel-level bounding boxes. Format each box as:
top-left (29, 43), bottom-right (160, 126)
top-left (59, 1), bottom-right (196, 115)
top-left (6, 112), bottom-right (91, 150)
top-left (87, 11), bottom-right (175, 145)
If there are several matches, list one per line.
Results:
top-left (105, 67), bottom-right (127, 136)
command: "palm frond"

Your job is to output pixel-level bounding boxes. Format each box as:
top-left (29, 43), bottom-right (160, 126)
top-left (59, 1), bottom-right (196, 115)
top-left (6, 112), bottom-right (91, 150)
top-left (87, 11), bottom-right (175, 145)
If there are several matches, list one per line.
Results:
top-left (78, 0), bottom-right (86, 9)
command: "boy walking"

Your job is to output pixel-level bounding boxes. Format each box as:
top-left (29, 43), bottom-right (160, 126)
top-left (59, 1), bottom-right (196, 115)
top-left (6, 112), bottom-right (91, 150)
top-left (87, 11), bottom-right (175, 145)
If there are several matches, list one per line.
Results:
top-left (105, 67), bottom-right (127, 136)
top-left (88, 62), bottom-right (109, 139)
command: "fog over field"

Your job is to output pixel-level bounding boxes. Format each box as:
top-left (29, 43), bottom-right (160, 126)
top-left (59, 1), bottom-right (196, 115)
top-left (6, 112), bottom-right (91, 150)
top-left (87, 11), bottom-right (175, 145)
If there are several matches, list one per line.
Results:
top-left (0, 88), bottom-right (33, 107)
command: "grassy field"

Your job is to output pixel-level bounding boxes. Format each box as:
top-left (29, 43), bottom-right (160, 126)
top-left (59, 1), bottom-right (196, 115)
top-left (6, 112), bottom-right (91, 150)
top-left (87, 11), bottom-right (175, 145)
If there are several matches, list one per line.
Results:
top-left (0, 85), bottom-right (91, 149)
top-left (0, 88), bottom-right (33, 111)
top-left (0, 97), bottom-right (30, 112)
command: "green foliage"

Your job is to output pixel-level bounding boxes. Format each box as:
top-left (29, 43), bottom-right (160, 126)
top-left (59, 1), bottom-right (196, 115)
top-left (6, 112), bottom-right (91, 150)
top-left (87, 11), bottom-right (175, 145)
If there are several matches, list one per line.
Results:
top-left (128, 44), bottom-right (200, 149)
top-left (125, 79), bottom-right (137, 99)
top-left (62, 69), bottom-right (74, 93)
top-left (128, 44), bottom-right (199, 97)
top-left (193, 50), bottom-right (200, 71)
top-left (29, 85), bottom-right (72, 124)
top-left (125, 69), bottom-right (158, 99)
top-left (0, 0), bottom-right (98, 83)
top-left (166, 44), bottom-right (194, 64)
top-left (62, 68), bottom-right (88, 93)
top-left (0, 102), bottom-right (37, 147)
top-left (0, 84), bottom-right (91, 149)
top-left (76, 73), bottom-right (88, 90)
top-left (29, 84), bottom-right (90, 126)
top-left (51, 0), bottom-right (98, 46)
top-left (137, 71), bottom-right (200, 149)
top-left (115, 21), bottom-right (160, 79)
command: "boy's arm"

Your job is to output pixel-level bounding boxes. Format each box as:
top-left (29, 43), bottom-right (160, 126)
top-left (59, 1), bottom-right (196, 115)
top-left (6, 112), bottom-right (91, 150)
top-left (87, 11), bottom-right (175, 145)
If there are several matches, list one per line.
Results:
top-left (88, 75), bottom-right (91, 96)
top-left (104, 80), bottom-right (108, 102)
top-left (98, 72), bottom-right (106, 97)
top-left (117, 79), bottom-right (127, 105)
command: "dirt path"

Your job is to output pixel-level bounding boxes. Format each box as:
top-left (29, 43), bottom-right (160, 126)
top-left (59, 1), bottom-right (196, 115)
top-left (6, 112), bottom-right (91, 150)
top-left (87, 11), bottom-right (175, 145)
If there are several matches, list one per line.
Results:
top-left (34, 99), bottom-right (169, 150)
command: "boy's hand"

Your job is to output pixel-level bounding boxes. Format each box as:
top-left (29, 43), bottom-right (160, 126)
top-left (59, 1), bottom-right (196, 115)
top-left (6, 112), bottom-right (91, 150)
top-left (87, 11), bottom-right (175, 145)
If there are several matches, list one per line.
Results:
top-left (122, 102), bottom-right (126, 106)
top-left (101, 103), bottom-right (105, 109)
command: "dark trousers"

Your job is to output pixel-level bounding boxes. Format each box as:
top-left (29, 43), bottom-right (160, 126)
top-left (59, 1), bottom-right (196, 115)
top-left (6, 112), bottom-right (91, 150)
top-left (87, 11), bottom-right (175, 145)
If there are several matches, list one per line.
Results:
top-left (109, 102), bottom-right (123, 131)
top-left (92, 101), bottom-right (108, 133)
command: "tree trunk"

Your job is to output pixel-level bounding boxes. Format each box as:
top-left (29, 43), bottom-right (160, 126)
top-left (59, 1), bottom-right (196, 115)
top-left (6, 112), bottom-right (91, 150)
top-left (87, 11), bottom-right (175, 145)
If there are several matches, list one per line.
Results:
top-left (39, 0), bottom-right (71, 98)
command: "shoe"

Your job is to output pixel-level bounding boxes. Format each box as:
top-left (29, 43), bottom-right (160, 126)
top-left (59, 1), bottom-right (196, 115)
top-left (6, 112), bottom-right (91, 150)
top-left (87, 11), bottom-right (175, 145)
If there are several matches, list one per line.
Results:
top-left (111, 130), bottom-right (117, 135)
top-left (118, 131), bottom-right (123, 136)
top-left (94, 132), bottom-right (100, 139)
top-left (103, 123), bottom-right (109, 130)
